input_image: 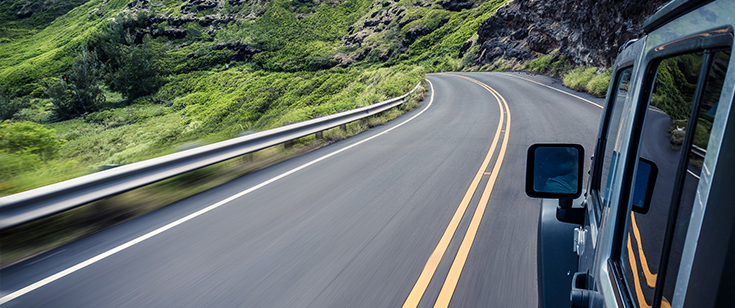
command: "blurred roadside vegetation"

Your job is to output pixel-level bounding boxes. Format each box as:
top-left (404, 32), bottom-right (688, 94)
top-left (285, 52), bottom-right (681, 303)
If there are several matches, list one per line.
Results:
top-left (0, 85), bottom-right (426, 268)
top-left (0, 0), bottom-right (424, 197)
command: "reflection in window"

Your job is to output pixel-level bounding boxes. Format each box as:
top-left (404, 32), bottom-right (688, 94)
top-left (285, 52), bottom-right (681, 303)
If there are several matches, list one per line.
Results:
top-left (661, 50), bottom-right (730, 306)
top-left (621, 50), bottom-right (730, 308)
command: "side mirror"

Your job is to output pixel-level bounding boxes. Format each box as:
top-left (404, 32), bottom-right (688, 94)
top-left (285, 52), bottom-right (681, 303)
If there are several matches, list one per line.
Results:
top-left (631, 157), bottom-right (658, 214)
top-left (526, 144), bottom-right (584, 199)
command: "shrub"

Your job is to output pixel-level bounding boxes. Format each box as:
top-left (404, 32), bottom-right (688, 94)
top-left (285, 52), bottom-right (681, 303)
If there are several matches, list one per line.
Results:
top-left (0, 86), bottom-right (28, 120)
top-left (0, 152), bottom-right (41, 180)
top-left (0, 120), bottom-right (66, 160)
top-left (585, 68), bottom-right (612, 97)
top-left (88, 12), bottom-right (166, 101)
top-left (67, 48), bottom-right (105, 111)
top-left (105, 35), bottom-right (166, 101)
top-left (43, 47), bottom-right (106, 120)
top-left (524, 51), bottom-right (556, 73)
top-left (563, 66), bottom-right (597, 92)
top-left (43, 77), bottom-right (76, 120)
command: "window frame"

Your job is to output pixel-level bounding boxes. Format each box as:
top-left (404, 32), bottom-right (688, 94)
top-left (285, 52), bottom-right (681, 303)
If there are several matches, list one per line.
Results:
top-left (590, 63), bottom-right (635, 224)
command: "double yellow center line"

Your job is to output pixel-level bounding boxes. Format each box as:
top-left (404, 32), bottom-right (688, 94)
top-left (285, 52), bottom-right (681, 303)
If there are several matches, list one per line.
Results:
top-left (403, 74), bottom-right (512, 308)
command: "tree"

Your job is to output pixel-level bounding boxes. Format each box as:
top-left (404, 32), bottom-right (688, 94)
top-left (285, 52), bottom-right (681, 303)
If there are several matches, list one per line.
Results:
top-left (68, 47), bottom-right (105, 112)
top-left (45, 47), bottom-right (105, 120)
top-left (106, 33), bottom-right (165, 101)
top-left (89, 12), bottom-right (166, 101)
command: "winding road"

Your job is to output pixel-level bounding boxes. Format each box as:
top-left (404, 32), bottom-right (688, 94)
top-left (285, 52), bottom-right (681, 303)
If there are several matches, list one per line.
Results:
top-left (0, 72), bottom-right (603, 307)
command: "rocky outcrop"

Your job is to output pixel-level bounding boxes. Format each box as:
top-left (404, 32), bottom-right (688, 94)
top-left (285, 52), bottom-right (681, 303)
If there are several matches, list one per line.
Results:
top-left (210, 41), bottom-right (262, 62)
top-left (334, 0), bottom-right (465, 67)
top-left (128, 0), bottom-right (150, 9)
top-left (438, 0), bottom-right (477, 12)
top-left (180, 0), bottom-right (219, 14)
top-left (473, 0), bottom-right (670, 67)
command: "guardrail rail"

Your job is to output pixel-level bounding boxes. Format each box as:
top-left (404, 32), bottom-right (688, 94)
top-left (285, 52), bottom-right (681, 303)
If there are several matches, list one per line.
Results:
top-left (0, 83), bottom-right (422, 230)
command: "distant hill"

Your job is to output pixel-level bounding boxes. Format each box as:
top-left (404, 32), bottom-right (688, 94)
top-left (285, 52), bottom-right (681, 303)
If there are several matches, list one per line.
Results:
top-left (0, 0), bottom-right (669, 96)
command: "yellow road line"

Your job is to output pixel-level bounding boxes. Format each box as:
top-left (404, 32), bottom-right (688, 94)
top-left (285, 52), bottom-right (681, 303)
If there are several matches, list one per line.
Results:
top-left (627, 235), bottom-right (653, 308)
top-left (629, 213), bottom-right (674, 307)
top-left (401, 75), bottom-right (507, 308)
top-left (434, 76), bottom-right (511, 308)
top-left (631, 212), bottom-right (657, 288)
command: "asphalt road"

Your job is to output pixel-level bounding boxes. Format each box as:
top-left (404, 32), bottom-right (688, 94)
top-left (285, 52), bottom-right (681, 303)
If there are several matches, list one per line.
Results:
top-left (0, 72), bottom-right (603, 307)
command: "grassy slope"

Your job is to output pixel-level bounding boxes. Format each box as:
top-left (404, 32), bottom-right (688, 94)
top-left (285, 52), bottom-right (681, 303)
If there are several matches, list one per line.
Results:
top-left (400, 0), bottom-right (508, 71)
top-left (0, 0), bottom-right (92, 41)
top-left (0, 0), bottom-right (129, 95)
top-left (0, 0), bottom-right (427, 196)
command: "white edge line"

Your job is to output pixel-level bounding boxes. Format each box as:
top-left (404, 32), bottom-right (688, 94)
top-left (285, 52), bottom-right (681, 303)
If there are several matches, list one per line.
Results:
top-left (497, 72), bottom-right (604, 109)
top-left (0, 80), bottom-right (436, 306)
top-left (498, 74), bottom-right (701, 179)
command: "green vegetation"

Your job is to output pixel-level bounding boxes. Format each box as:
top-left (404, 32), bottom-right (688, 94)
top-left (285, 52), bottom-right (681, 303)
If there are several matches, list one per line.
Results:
top-left (0, 121), bottom-right (66, 188)
top-left (652, 54), bottom-right (702, 121)
top-left (400, 0), bottom-right (508, 71)
top-left (563, 66), bottom-right (612, 97)
top-left (522, 49), bottom-right (573, 77)
top-left (0, 0), bottom-right (129, 96)
top-left (44, 47), bottom-right (106, 120)
top-left (0, 65), bottom-right (423, 196)
top-left (0, 120), bottom-right (65, 160)
top-left (0, 0), bottom-right (423, 197)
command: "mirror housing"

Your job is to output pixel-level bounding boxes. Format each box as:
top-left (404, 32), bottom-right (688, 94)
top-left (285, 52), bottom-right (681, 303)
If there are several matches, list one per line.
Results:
top-left (526, 144), bottom-right (585, 200)
top-left (631, 157), bottom-right (658, 214)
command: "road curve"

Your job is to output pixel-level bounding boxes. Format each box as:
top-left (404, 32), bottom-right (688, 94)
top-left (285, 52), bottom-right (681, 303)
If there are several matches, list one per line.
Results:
top-left (0, 72), bottom-right (603, 307)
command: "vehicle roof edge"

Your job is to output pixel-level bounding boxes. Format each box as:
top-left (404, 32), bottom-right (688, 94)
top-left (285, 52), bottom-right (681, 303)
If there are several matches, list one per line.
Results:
top-left (643, 0), bottom-right (715, 34)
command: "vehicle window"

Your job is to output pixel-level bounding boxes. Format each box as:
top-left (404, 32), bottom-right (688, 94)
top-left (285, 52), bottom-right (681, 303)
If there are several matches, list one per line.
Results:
top-left (659, 50), bottom-right (730, 306)
top-left (597, 67), bottom-right (633, 217)
top-left (620, 50), bottom-right (730, 308)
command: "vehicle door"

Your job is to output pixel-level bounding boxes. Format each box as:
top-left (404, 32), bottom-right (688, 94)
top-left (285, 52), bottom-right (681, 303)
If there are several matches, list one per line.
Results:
top-left (608, 27), bottom-right (732, 308)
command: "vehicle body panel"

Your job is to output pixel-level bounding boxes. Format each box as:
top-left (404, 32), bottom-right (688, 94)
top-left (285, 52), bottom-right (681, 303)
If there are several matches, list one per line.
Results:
top-left (532, 1), bottom-right (735, 307)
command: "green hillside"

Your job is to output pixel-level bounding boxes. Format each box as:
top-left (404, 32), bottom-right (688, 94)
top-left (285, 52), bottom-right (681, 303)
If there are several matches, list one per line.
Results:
top-left (0, 0), bottom-right (516, 196)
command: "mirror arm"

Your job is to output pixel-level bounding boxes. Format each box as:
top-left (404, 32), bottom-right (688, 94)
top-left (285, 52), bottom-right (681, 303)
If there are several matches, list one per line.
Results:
top-left (556, 199), bottom-right (585, 225)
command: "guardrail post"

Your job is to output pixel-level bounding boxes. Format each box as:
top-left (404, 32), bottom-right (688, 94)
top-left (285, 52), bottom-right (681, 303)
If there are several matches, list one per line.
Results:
top-left (340, 124), bottom-right (347, 132)
top-left (284, 140), bottom-right (294, 149)
top-left (315, 131), bottom-right (323, 140)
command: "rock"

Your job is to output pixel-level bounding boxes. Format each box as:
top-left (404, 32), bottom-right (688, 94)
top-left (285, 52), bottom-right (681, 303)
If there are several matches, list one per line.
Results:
top-left (211, 41), bottom-right (262, 62)
top-left (167, 16), bottom-right (198, 27)
top-left (404, 26), bottom-right (434, 45)
top-left (473, 0), bottom-right (670, 68)
top-left (155, 29), bottom-right (187, 40)
top-left (458, 39), bottom-right (473, 58)
top-left (17, 9), bottom-right (33, 19)
top-left (438, 0), bottom-right (476, 12)
top-left (527, 30), bottom-right (559, 54)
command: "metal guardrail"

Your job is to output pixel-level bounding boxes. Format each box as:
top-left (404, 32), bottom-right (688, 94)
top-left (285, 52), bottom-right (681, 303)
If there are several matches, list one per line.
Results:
top-left (0, 83), bottom-right (422, 230)
top-left (691, 145), bottom-right (706, 159)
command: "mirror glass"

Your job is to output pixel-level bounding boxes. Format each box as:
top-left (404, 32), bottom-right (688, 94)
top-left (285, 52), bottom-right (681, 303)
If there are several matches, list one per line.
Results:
top-left (526, 144), bottom-right (584, 198)
top-left (631, 157), bottom-right (658, 214)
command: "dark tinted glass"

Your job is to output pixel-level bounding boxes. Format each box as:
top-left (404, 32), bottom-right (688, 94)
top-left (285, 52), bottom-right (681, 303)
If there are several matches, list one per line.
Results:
top-left (598, 68), bottom-right (633, 214)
